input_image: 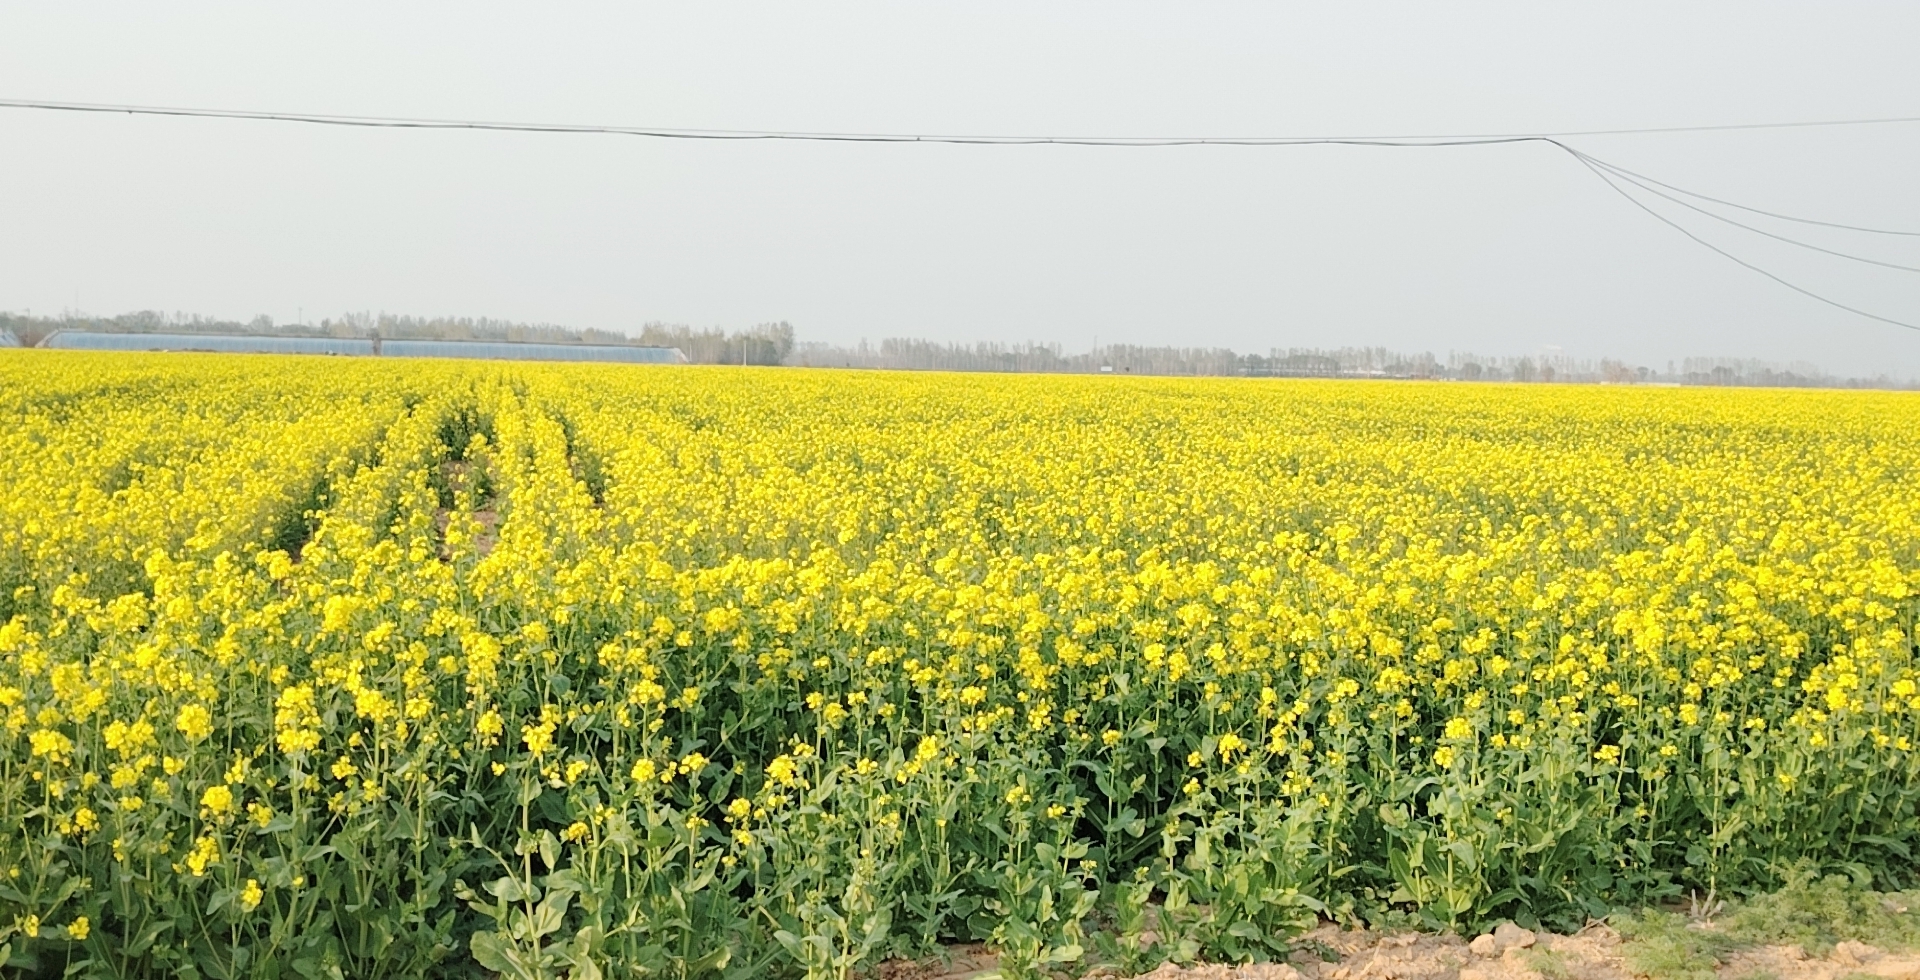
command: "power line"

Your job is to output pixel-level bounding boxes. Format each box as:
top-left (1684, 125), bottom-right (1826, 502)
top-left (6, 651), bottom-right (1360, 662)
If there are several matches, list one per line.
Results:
top-left (1570, 155), bottom-right (1920, 236)
top-left (1571, 151), bottom-right (1920, 273)
top-left (1, 96), bottom-right (1914, 332)
top-left (1570, 155), bottom-right (1920, 332)
top-left (4, 97), bottom-right (1920, 143)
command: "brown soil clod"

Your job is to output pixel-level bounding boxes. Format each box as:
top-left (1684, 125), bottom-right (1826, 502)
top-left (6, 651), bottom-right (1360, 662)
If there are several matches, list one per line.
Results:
top-left (873, 917), bottom-right (1920, 980)
top-left (870, 944), bottom-right (999, 980)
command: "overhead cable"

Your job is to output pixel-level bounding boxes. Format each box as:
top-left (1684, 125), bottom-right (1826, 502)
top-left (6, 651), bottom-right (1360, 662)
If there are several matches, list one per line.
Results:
top-left (2, 96), bottom-right (1914, 331)
top-left (1570, 155), bottom-right (1920, 331)
top-left (1570, 151), bottom-right (1920, 273)
top-left (1568, 154), bottom-right (1920, 236)
top-left (4, 97), bottom-right (1920, 144)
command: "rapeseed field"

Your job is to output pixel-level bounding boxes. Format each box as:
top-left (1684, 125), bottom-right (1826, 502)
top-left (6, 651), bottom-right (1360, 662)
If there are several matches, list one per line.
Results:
top-left (1, 351), bottom-right (1916, 979)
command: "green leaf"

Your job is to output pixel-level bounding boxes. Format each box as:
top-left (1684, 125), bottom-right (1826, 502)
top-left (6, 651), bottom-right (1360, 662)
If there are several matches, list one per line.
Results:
top-left (469, 931), bottom-right (541, 980)
top-left (688, 944), bottom-right (732, 975)
top-left (1044, 943), bottom-right (1084, 963)
top-left (382, 805), bottom-right (420, 841)
top-left (537, 792), bottom-right (572, 826)
top-left (127, 919), bottom-right (175, 956)
top-left (468, 930), bottom-right (514, 968)
top-left (558, 926), bottom-right (606, 980)
top-left (529, 890), bottom-right (571, 939)
top-left (486, 875), bottom-right (534, 904)
top-left (543, 869), bottom-right (588, 898)
top-left (517, 778), bottom-right (545, 806)
top-left (772, 930), bottom-right (806, 958)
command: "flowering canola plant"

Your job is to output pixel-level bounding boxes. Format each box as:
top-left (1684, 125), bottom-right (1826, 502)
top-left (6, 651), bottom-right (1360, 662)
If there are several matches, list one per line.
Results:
top-left (1, 350), bottom-right (1917, 978)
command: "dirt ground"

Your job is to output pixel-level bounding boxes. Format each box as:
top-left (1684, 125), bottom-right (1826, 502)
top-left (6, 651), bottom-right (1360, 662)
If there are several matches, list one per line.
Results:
top-left (872, 920), bottom-right (1920, 980)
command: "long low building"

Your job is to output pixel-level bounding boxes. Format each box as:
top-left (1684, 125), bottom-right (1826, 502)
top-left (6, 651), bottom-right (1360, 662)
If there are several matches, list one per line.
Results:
top-left (379, 339), bottom-right (686, 363)
top-left (36, 331), bottom-right (687, 364)
top-left (0, 330), bottom-right (18, 348)
top-left (44, 331), bottom-right (376, 355)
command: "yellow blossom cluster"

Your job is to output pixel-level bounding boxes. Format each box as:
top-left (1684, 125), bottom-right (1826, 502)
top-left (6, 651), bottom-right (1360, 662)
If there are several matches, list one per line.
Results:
top-left (1, 350), bottom-right (1917, 975)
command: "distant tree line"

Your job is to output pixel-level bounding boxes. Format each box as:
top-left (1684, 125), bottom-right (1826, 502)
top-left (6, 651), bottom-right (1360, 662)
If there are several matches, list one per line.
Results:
top-left (329, 312), bottom-right (636, 346)
top-left (787, 337), bottom-right (1916, 389)
top-left (0, 309), bottom-right (642, 348)
top-left (636, 322), bottom-right (795, 366)
top-left (1669, 356), bottom-right (1856, 388)
top-left (0, 310), bottom-right (796, 366)
top-left (4, 308), bottom-right (1912, 389)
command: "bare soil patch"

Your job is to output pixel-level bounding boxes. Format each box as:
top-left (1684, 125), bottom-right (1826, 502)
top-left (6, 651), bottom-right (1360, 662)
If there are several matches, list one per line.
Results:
top-left (867, 921), bottom-right (1920, 980)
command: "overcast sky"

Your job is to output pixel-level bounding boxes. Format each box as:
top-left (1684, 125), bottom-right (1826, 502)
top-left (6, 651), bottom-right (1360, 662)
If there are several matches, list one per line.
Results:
top-left (3, 3), bottom-right (1919, 376)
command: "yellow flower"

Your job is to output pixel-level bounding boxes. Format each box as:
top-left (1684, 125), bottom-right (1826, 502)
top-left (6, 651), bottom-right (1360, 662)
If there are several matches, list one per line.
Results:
top-left (66, 915), bottom-right (89, 940)
top-left (29, 728), bottom-right (73, 761)
top-left (765, 755), bottom-right (799, 786)
top-left (185, 834), bottom-right (221, 876)
top-left (12, 348), bottom-right (1920, 950)
top-left (239, 878), bottom-right (264, 912)
top-left (200, 784), bottom-right (236, 815)
top-left (176, 703), bottom-right (214, 742)
top-left (522, 714), bottom-right (558, 756)
top-left (1216, 732), bottom-right (1248, 760)
top-left (473, 709), bottom-right (504, 742)
top-left (104, 718), bottom-right (156, 755)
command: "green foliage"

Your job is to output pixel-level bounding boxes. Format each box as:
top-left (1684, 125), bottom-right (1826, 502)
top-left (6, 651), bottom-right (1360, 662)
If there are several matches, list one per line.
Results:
top-left (6, 358), bottom-right (1920, 980)
top-left (1617, 909), bottom-right (1740, 980)
top-left (1722, 866), bottom-right (1920, 955)
top-left (1520, 947), bottom-right (1575, 980)
top-left (1616, 869), bottom-right (1920, 980)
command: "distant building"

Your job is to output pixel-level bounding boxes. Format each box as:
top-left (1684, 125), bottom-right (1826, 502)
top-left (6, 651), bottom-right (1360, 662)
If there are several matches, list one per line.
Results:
top-left (379, 340), bottom-right (687, 364)
top-left (39, 331), bottom-right (687, 364)
top-left (44, 331), bottom-right (375, 356)
top-left (0, 329), bottom-right (18, 348)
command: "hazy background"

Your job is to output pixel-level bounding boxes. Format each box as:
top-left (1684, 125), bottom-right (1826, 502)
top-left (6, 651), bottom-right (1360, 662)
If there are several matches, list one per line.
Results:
top-left (2, 2), bottom-right (1918, 377)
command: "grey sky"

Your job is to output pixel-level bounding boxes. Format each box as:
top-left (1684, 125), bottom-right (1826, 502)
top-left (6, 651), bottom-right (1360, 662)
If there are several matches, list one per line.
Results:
top-left (3, 2), bottom-right (1918, 377)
